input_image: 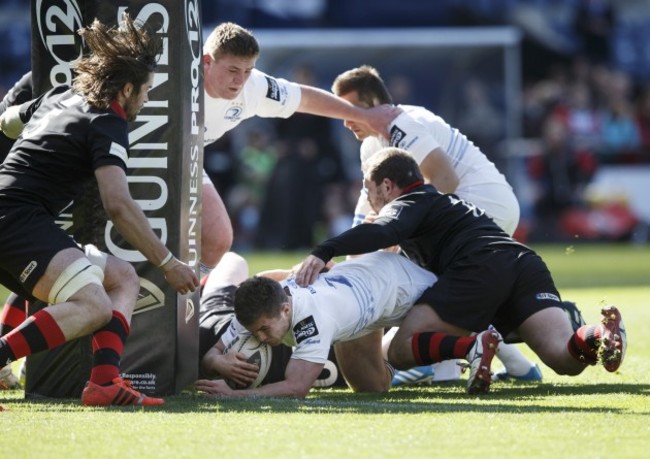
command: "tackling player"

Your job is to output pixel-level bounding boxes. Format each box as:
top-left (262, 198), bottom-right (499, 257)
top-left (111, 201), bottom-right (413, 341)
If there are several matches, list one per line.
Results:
top-left (0, 15), bottom-right (198, 406)
top-left (331, 65), bottom-right (540, 382)
top-left (295, 148), bottom-right (626, 393)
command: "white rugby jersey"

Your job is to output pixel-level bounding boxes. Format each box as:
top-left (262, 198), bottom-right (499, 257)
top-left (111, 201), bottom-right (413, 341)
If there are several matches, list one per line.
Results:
top-left (354, 105), bottom-right (519, 234)
top-left (222, 252), bottom-right (436, 365)
top-left (204, 68), bottom-right (302, 144)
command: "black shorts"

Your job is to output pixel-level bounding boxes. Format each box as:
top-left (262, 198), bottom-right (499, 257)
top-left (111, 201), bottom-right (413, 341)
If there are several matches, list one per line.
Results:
top-left (417, 248), bottom-right (562, 339)
top-left (198, 284), bottom-right (292, 383)
top-left (0, 206), bottom-right (81, 299)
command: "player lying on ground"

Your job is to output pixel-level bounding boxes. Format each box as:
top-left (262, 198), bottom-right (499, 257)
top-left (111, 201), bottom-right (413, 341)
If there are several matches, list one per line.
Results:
top-left (198, 252), bottom-right (293, 388)
top-left (195, 250), bottom-right (508, 398)
top-left (294, 148), bottom-right (626, 393)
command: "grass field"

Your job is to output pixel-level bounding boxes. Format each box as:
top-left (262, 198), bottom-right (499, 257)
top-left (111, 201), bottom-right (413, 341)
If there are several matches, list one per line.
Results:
top-left (1, 243), bottom-right (649, 458)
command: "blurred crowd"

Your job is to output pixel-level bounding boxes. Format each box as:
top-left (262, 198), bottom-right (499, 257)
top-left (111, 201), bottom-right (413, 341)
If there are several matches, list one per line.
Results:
top-left (1, 0), bottom-right (649, 248)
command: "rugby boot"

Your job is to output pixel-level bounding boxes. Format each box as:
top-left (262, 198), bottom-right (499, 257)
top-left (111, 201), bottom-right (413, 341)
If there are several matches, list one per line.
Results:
top-left (82, 377), bottom-right (164, 406)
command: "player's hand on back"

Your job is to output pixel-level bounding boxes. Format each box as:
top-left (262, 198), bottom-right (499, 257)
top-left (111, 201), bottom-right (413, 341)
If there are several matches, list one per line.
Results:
top-left (160, 258), bottom-right (199, 294)
top-left (294, 255), bottom-right (326, 287)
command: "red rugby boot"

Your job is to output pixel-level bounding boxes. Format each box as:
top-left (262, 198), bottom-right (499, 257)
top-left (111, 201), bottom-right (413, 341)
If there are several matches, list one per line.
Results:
top-left (82, 377), bottom-right (164, 406)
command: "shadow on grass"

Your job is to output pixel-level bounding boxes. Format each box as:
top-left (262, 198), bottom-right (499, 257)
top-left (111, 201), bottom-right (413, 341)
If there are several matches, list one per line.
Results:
top-left (3, 382), bottom-right (648, 414)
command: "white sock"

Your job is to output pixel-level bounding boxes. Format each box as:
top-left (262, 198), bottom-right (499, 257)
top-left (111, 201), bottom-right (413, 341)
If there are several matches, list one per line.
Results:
top-left (496, 343), bottom-right (534, 376)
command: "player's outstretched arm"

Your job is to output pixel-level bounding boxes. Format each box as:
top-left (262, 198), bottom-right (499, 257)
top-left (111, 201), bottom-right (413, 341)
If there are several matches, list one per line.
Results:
top-left (297, 85), bottom-right (399, 140)
top-left (95, 165), bottom-right (199, 294)
top-left (196, 358), bottom-right (323, 398)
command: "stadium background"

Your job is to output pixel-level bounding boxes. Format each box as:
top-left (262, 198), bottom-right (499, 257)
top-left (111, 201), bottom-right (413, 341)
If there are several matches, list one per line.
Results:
top-left (1, 0), bottom-right (650, 249)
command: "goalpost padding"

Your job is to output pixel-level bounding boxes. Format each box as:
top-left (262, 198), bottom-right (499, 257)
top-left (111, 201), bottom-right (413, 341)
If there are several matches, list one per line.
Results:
top-left (26, 0), bottom-right (203, 397)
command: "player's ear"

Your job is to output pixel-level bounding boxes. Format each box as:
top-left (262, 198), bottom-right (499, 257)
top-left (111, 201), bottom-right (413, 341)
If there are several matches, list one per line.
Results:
top-left (121, 82), bottom-right (134, 98)
top-left (281, 301), bottom-right (291, 317)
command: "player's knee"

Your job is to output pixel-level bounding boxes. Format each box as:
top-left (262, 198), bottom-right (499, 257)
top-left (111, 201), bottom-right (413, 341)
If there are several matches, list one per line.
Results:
top-left (88, 298), bottom-right (114, 329)
top-left (86, 245), bottom-right (139, 298)
top-left (109, 258), bottom-right (139, 295)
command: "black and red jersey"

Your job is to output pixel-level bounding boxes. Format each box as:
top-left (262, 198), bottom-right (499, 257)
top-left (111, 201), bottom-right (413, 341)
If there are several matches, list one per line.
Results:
top-left (0, 85), bottom-right (128, 216)
top-left (311, 184), bottom-right (528, 276)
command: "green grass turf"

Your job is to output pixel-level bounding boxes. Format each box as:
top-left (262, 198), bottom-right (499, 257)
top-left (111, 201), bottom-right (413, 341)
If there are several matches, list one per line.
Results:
top-left (1, 243), bottom-right (649, 458)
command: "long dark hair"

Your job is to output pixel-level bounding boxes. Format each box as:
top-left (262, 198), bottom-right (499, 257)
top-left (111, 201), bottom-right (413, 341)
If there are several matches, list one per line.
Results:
top-left (72, 13), bottom-right (163, 109)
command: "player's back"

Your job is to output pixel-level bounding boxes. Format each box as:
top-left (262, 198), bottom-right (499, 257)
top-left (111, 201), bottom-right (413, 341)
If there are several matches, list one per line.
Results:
top-left (0, 86), bottom-right (128, 215)
top-left (286, 252), bottom-right (436, 343)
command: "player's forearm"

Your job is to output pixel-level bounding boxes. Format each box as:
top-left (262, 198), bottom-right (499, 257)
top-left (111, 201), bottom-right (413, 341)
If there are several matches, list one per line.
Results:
top-left (105, 197), bottom-right (171, 267)
top-left (311, 224), bottom-right (399, 262)
top-left (297, 85), bottom-right (364, 121)
top-left (200, 348), bottom-right (224, 378)
top-left (231, 379), bottom-right (312, 398)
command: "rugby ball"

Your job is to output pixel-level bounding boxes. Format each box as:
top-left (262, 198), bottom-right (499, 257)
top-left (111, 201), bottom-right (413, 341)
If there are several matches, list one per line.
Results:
top-left (222, 333), bottom-right (272, 389)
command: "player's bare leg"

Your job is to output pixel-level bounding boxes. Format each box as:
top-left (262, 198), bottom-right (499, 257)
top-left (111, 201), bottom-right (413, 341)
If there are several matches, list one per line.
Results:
top-left (200, 180), bottom-right (233, 276)
top-left (517, 307), bottom-right (587, 375)
top-left (335, 329), bottom-right (392, 392)
top-left (387, 304), bottom-right (501, 394)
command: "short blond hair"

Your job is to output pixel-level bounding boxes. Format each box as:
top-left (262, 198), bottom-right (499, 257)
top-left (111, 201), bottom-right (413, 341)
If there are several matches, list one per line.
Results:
top-left (203, 22), bottom-right (260, 60)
